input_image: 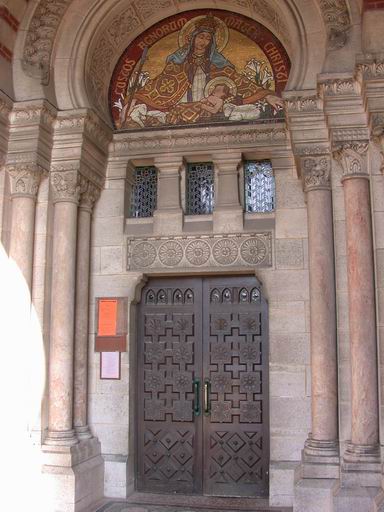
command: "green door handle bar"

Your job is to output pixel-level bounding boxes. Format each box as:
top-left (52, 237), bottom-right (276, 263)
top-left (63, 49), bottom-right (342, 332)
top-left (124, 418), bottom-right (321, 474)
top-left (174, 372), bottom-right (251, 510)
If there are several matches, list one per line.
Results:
top-left (204, 379), bottom-right (211, 416)
top-left (193, 378), bottom-right (201, 416)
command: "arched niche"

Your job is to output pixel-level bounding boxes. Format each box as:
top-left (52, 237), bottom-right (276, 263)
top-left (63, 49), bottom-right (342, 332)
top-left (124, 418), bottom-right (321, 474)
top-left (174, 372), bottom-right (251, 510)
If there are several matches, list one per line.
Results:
top-left (10, 0), bottom-right (362, 122)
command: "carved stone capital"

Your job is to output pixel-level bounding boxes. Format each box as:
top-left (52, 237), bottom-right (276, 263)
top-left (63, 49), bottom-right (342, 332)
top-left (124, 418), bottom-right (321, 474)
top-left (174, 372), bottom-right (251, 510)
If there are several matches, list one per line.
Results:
top-left (50, 167), bottom-right (81, 204)
top-left (79, 175), bottom-right (101, 212)
top-left (301, 156), bottom-right (331, 192)
top-left (333, 142), bottom-right (370, 180)
top-left (357, 61), bottom-right (384, 81)
top-left (6, 164), bottom-right (46, 199)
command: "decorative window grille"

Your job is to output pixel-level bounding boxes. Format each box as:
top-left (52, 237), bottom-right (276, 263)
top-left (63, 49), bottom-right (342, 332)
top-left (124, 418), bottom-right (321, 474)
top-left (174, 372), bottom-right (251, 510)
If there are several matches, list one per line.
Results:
top-left (186, 162), bottom-right (214, 215)
top-left (244, 160), bottom-right (275, 213)
top-left (130, 166), bottom-right (157, 218)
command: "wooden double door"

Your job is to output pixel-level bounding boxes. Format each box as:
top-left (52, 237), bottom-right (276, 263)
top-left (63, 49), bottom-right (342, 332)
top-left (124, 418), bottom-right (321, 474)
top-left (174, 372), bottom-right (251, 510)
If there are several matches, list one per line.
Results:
top-left (137, 276), bottom-right (269, 497)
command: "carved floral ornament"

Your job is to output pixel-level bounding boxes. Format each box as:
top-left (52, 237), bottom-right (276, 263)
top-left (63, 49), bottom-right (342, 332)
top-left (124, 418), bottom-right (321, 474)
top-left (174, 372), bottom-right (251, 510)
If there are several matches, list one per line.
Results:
top-left (6, 164), bottom-right (47, 198)
top-left (372, 114), bottom-right (384, 173)
top-left (333, 142), bottom-right (370, 179)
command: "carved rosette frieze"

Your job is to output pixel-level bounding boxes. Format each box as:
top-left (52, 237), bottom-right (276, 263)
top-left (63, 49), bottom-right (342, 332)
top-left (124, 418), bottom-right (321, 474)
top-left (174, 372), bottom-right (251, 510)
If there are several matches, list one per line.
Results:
top-left (301, 156), bottom-right (331, 192)
top-left (50, 167), bottom-right (81, 204)
top-left (127, 233), bottom-right (272, 271)
top-left (333, 142), bottom-right (370, 180)
top-left (79, 175), bottom-right (101, 212)
top-left (6, 164), bottom-right (46, 199)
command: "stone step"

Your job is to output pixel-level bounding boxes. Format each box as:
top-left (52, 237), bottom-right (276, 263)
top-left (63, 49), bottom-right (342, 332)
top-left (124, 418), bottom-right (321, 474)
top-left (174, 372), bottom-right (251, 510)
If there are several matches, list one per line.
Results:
top-left (293, 478), bottom-right (338, 512)
top-left (334, 486), bottom-right (383, 512)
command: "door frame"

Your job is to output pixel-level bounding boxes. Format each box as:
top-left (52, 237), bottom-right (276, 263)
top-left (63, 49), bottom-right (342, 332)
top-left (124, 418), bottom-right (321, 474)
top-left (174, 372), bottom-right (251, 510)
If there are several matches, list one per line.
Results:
top-left (130, 271), bottom-right (270, 499)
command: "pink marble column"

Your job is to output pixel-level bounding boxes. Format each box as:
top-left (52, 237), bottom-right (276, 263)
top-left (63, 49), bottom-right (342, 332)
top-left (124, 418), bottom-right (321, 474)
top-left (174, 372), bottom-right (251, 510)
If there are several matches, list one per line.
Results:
top-left (301, 155), bottom-right (338, 459)
top-left (73, 177), bottom-right (100, 439)
top-left (336, 142), bottom-right (380, 463)
top-left (7, 164), bottom-right (44, 288)
top-left (45, 169), bottom-right (80, 446)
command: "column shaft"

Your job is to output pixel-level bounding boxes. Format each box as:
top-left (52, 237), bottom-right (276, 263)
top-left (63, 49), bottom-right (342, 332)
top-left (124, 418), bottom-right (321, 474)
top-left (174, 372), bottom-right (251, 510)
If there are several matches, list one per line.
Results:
top-left (344, 177), bottom-right (378, 447)
top-left (302, 156), bottom-right (338, 460)
top-left (307, 189), bottom-right (338, 442)
top-left (9, 196), bottom-right (36, 288)
top-left (47, 194), bottom-right (78, 445)
top-left (73, 207), bottom-right (92, 437)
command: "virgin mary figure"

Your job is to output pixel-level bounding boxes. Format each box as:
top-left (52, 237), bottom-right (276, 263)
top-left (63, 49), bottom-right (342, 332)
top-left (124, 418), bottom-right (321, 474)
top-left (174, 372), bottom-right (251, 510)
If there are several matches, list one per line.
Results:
top-left (121, 13), bottom-right (283, 128)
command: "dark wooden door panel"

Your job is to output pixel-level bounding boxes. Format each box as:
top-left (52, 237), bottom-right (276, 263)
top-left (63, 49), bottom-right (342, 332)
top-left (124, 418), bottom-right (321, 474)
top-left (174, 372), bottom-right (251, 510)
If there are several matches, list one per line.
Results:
top-left (137, 275), bottom-right (269, 498)
top-left (202, 277), bottom-right (269, 497)
top-left (137, 278), bottom-right (203, 494)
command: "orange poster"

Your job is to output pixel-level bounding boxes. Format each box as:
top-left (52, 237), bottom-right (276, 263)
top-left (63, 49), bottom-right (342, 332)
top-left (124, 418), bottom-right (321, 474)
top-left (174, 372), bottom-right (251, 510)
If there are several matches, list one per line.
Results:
top-left (98, 299), bottom-right (118, 336)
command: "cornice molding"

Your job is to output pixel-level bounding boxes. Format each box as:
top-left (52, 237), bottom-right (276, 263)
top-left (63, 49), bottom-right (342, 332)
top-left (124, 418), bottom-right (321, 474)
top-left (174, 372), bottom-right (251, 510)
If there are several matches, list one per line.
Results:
top-left (112, 124), bottom-right (289, 157)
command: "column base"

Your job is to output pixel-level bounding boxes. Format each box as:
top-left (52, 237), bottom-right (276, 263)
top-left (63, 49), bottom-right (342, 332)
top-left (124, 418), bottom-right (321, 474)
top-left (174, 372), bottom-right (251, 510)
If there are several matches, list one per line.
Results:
top-left (302, 437), bottom-right (340, 479)
top-left (75, 425), bottom-right (93, 440)
top-left (45, 429), bottom-right (79, 446)
top-left (42, 437), bottom-right (104, 512)
top-left (213, 206), bottom-right (243, 233)
top-left (341, 442), bottom-right (381, 487)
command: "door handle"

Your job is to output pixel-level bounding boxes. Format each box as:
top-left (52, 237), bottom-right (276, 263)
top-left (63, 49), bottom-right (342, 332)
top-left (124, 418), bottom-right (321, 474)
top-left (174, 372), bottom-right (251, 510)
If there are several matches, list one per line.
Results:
top-left (204, 379), bottom-right (211, 416)
top-left (193, 378), bottom-right (201, 416)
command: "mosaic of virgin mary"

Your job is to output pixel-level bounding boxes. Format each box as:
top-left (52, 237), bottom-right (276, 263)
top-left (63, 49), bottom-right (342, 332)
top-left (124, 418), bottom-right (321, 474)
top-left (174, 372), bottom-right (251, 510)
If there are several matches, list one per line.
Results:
top-left (111, 11), bottom-right (290, 130)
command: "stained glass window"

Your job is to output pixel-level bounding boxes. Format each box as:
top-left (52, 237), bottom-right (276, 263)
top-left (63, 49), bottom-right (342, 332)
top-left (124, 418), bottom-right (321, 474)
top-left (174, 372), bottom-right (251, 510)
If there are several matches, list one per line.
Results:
top-left (186, 162), bottom-right (214, 215)
top-left (130, 166), bottom-right (157, 218)
top-left (244, 160), bottom-right (275, 213)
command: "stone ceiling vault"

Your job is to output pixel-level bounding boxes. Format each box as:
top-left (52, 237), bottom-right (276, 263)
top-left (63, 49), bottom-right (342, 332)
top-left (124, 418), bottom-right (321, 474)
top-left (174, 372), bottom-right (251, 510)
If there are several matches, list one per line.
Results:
top-left (13, 0), bottom-right (360, 125)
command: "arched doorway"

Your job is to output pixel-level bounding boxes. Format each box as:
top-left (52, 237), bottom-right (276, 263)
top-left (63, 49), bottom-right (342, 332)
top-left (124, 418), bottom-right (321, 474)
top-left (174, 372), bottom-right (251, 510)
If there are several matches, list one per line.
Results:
top-left (136, 275), bottom-right (269, 497)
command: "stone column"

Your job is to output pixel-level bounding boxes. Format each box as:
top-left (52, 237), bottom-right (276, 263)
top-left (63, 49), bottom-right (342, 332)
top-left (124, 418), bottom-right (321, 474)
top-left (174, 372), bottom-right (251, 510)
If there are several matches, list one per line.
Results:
top-left (73, 177), bottom-right (100, 439)
top-left (335, 142), bottom-right (380, 464)
top-left (45, 168), bottom-right (80, 446)
top-left (301, 155), bottom-right (339, 464)
top-left (153, 155), bottom-right (183, 234)
top-left (6, 164), bottom-right (45, 288)
top-left (213, 153), bottom-right (243, 232)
